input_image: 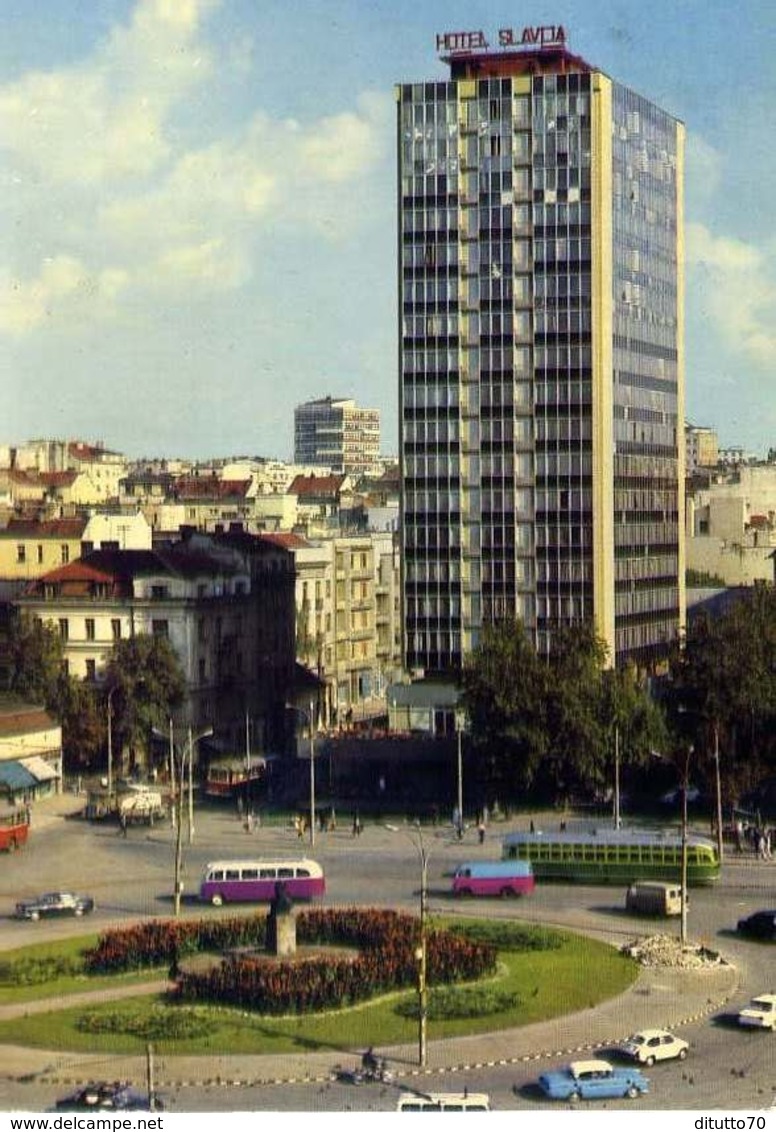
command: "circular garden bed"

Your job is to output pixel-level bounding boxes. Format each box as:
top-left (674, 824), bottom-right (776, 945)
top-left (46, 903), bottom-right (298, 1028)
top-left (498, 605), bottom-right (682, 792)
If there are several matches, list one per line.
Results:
top-left (85, 908), bottom-right (496, 1015)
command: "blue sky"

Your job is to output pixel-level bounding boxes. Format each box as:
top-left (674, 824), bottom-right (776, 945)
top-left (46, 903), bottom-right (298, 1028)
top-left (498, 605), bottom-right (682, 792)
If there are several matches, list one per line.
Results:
top-left (2, 0), bottom-right (774, 460)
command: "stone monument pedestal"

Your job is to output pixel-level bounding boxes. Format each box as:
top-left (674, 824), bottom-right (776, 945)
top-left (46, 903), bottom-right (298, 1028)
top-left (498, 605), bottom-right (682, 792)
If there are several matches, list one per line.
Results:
top-left (267, 883), bottom-right (296, 957)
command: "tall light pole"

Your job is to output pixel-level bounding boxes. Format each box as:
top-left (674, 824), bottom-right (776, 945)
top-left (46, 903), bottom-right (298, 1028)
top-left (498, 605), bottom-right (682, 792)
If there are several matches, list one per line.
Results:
top-left (186, 726), bottom-right (213, 844)
top-left (386, 822), bottom-right (429, 1066)
top-left (680, 744), bottom-right (693, 947)
top-left (286, 703), bottom-right (316, 846)
top-left (614, 725), bottom-right (621, 830)
top-left (714, 724), bottom-right (724, 866)
top-left (454, 710), bottom-right (465, 831)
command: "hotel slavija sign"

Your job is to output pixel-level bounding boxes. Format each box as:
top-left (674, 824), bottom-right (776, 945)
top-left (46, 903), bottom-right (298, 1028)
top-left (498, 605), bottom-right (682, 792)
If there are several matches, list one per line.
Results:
top-left (436, 26), bottom-right (567, 55)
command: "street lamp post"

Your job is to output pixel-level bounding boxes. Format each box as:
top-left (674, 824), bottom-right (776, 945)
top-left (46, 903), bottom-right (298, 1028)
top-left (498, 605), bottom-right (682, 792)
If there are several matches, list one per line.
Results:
top-left (714, 724), bottom-right (724, 866)
top-left (286, 703), bottom-right (316, 846)
top-left (186, 727), bottom-right (213, 844)
top-left (680, 744), bottom-right (693, 947)
top-left (106, 685), bottom-right (119, 803)
top-left (454, 711), bottom-right (465, 832)
top-left (386, 822), bottom-right (428, 1067)
top-left (154, 723), bottom-right (211, 914)
top-left (614, 725), bottom-right (621, 830)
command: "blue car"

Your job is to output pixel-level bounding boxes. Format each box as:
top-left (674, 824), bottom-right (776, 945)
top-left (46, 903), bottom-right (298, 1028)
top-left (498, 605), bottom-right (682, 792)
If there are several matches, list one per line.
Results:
top-left (538, 1058), bottom-right (650, 1101)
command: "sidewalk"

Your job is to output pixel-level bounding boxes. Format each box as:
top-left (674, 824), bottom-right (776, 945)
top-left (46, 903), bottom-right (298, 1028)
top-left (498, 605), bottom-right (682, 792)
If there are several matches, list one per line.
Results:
top-left (1, 959), bottom-right (739, 1090)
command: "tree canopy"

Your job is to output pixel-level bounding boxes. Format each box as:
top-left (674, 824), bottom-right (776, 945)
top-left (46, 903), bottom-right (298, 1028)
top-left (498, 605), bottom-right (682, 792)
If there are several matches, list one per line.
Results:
top-left (103, 634), bottom-right (186, 765)
top-left (461, 619), bottom-right (667, 805)
top-left (665, 583), bottom-right (776, 800)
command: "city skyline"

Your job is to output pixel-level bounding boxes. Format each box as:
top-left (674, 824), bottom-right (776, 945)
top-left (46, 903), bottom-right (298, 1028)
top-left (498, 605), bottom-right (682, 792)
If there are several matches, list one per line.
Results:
top-left (2, 0), bottom-right (775, 460)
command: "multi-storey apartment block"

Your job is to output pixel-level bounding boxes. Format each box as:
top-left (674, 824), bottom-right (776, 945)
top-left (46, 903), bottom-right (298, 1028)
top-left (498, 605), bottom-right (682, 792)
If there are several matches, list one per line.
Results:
top-left (294, 397), bottom-right (381, 477)
top-left (398, 30), bottom-right (685, 673)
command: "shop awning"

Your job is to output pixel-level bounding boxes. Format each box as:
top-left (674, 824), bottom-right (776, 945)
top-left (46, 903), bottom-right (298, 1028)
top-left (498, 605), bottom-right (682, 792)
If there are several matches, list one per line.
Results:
top-left (19, 756), bottom-right (60, 782)
top-left (0, 760), bottom-right (37, 791)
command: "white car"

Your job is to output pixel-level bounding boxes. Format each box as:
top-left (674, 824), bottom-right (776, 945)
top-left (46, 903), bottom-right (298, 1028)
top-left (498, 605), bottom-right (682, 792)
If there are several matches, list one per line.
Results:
top-left (620, 1028), bottom-right (689, 1065)
top-left (738, 994), bottom-right (776, 1030)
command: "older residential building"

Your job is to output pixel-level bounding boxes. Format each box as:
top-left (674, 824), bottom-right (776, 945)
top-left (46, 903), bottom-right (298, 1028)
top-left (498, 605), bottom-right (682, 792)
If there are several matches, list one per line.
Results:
top-left (0, 697), bottom-right (62, 801)
top-left (685, 423), bottom-right (719, 473)
top-left (171, 476), bottom-right (256, 531)
top-left (0, 513), bottom-right (152, 600)
top-left (15, 530), bottom-right (296, 763)
top-left (687, 465), bottom-right (776, 584)
top-left (278, 530), bottom-right (402, 726)
top-left (16, 542), bottom-right (253, 747)
top-left (0, 518), bottom-right (87, 587)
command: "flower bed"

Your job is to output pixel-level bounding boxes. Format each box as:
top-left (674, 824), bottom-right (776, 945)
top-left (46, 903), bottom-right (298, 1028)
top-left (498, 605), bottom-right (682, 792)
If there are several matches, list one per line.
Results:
top-left (85, 908), bottom-right (496, 1016)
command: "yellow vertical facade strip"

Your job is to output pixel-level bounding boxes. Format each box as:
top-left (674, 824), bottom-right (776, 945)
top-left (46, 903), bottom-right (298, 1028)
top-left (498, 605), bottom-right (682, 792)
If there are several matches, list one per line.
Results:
top-left (457, 81), bottom-right (474, 655)
top-left (590, 74), bottom-right (616, 665)
top-left (676, 121), bottom-right (687, 637)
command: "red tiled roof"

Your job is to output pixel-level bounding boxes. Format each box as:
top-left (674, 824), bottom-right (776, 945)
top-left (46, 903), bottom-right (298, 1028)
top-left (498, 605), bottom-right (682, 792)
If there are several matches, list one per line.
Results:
top-left (3, 517), bottom-right (87, 538)
top-left (287, 474), bottom-right (346, 497)
top-left (68, 442), bottom-right (120, 462)
top-left (0, 707), bottom-right (57, 737)
top-left (174, 477), bottom-right (251, 500)
top-left (10, 470), bottom-right (77, 488)
top-left (260, 532), bottom-right (310, 549)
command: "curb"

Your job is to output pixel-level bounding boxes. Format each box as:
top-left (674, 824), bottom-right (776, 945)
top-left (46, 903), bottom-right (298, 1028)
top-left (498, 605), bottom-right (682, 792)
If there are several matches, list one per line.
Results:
top-left (27, 969), bottom-right (738, 1092)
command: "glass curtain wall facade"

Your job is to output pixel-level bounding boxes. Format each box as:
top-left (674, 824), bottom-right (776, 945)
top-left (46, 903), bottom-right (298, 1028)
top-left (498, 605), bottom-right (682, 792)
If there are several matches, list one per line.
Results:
top-left (397, 50), bottom-right (684, 675)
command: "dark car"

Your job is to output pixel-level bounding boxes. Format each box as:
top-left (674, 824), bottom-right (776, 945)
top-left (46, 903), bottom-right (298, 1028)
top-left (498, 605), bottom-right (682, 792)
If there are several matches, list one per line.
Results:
top-left (15, 891), bottom-right (95, 921)
top-left (55, 1082), bottom-right (162, 1112)
top-left (737, 910), bottom-right (776, 941)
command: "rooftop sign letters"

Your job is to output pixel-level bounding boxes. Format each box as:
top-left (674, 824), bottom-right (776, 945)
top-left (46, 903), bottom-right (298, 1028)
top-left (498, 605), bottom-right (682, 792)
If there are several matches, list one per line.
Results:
top-left (436, 25), bottom-right (567, 56)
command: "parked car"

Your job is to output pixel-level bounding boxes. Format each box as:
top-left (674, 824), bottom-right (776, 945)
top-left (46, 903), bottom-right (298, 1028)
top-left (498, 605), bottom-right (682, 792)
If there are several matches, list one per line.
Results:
top-left (55, 1082), bottom-right (162, 1111)
top-left (738, 994), bottom-right (776, 1030)
top-left (737, 911), bottom-right (776, 941)
top-left (619, 1028), bottom-right (689, 1065)
top-left (537, 1059), bottom-right (649, 1101)
top-left (15, 891), bottom-right (95, 921)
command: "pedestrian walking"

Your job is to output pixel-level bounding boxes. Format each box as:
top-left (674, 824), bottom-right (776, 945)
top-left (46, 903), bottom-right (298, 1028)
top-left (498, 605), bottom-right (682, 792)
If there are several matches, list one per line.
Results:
top-left (477, 820), bottom-right (486, 845)
top-left (352, 811), bottom-right (362, 837)
top-left (118, 812), bottom-right (128, 838)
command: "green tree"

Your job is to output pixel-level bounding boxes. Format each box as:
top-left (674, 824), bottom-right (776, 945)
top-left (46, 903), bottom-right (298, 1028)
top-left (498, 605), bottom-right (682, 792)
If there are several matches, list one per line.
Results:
top-left (460, 619), bottom-right (549, 799)
top-left (666, 583), bottom-right (776, 800)
top-left (462, 619), bottom-right (668, 805)
top-left (4, 613), bottom-right (64, 702)
top-left (53, 673), bottom-right (104, 771)
top-left (4, 612), bottom-right (104, 772)
top-left (103, 635), bottom-right (186, 770)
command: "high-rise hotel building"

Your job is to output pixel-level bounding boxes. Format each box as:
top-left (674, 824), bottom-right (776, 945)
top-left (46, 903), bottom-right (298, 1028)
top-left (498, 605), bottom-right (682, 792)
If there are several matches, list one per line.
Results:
top-left (397, 31), bottom-right (685, 674)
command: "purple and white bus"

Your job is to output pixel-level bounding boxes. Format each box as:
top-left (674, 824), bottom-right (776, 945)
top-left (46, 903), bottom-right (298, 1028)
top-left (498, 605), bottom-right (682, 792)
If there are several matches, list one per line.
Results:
top-left (200, 858), bottom-right (325, 906)
top-left (452, 859), bottom-right (535, 899)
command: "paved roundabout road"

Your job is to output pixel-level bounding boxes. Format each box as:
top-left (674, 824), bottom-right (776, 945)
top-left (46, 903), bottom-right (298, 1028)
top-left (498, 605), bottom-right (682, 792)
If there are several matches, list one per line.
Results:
top-left (2, 798), bottom-right (775, 1111)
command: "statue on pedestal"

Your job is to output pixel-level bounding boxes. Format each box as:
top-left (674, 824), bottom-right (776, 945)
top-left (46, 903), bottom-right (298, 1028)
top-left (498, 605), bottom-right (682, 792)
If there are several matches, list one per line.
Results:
top-left (267, 881), bottom-right (297, 957)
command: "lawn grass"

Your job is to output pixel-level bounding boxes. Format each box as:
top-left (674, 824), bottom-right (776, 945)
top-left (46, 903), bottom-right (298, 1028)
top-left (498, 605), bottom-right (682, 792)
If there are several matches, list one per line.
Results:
top-left (0, 935), bottom-right (168, 1005)
top-left (0, 920), bottom-right (637, 1056)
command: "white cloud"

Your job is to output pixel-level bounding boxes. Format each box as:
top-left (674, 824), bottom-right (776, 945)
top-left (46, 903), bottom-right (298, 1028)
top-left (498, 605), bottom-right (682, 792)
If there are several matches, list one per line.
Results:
top-left (0, 0), bottom-right (390, 325)
top-left (0, 256), bottom-right (129, 335)
top-left (0, 0), bottom-right (217, 186)
top-left (686, 134), bottom-right (722, 204)
top-left (687, 222), bottom-right (776, 368)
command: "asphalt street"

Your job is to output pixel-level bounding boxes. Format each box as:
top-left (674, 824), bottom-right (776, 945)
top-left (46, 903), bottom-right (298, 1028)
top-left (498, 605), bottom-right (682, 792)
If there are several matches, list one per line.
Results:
top-left (1, 793), bottom-right (775, 1111)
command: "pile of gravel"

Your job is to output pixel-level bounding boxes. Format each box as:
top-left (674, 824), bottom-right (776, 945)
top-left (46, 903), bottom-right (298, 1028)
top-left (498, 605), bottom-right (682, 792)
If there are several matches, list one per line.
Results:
top-left (621, 933), bottom-right (728, 968)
